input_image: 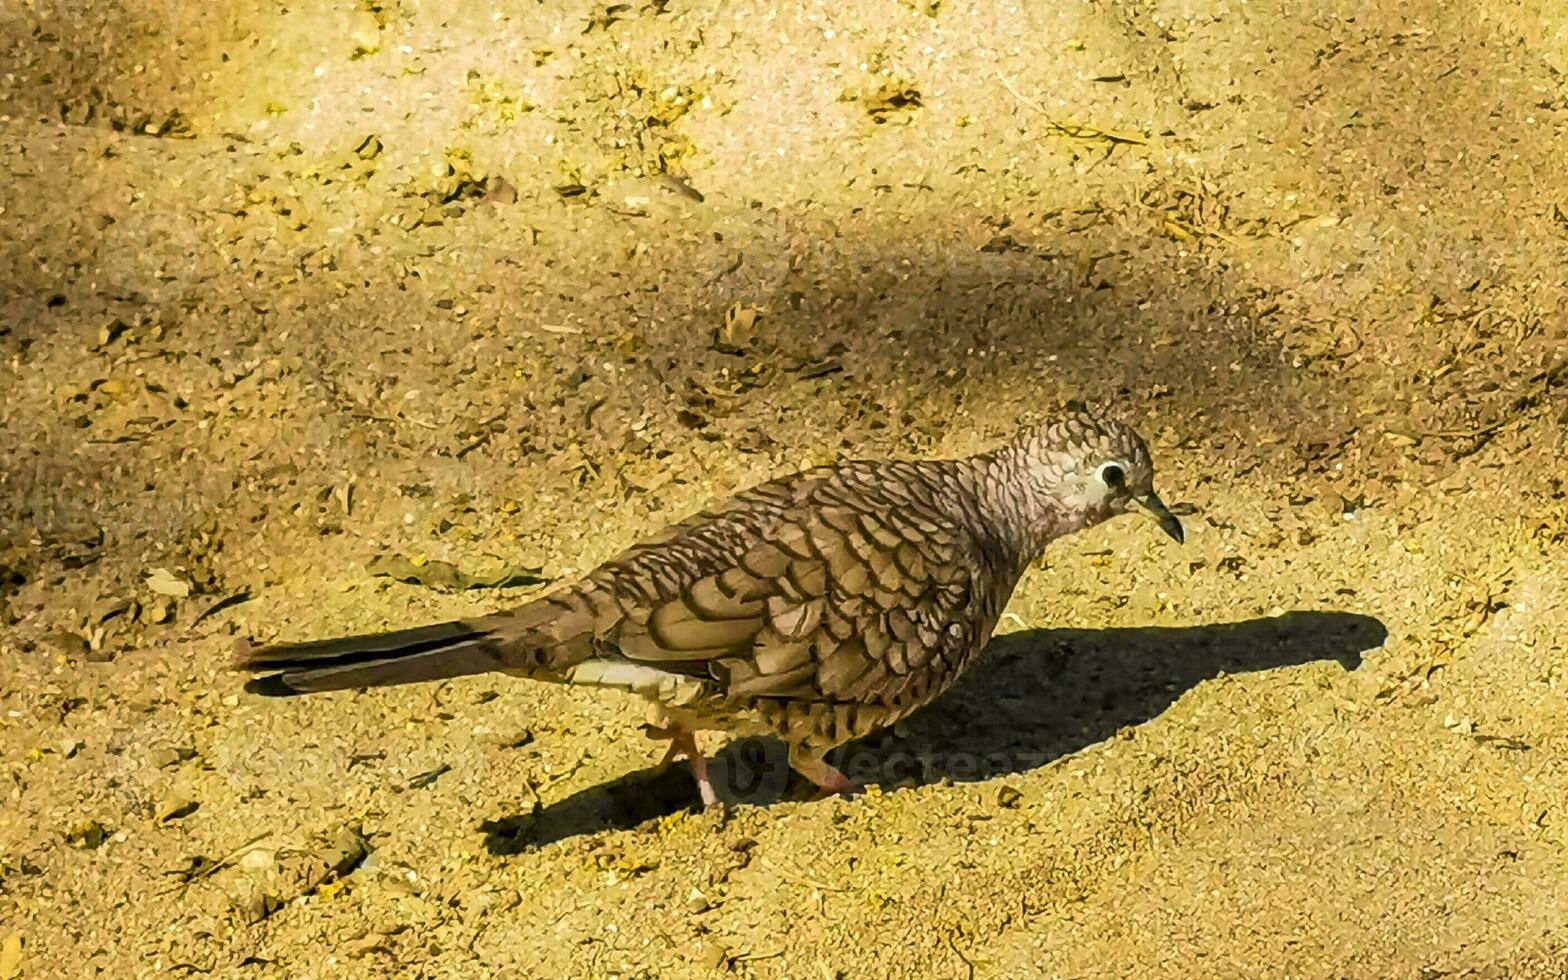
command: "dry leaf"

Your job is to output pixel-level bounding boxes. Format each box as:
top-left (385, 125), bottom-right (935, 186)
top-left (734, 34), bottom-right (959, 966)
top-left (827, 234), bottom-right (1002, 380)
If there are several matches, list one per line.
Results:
top-left (66, 820), bottom-right (107, 850)
top-left (714, 303), bottom-right (762, 353)
top-left (146, 568), bottom-right (190, 598)
top-left (366, 554), bottom-right (548, 592)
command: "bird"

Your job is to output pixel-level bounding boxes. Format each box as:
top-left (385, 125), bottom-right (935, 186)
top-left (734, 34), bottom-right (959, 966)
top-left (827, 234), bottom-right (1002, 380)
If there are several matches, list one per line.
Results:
top-left (235, 411), bottom-right (1184, 805)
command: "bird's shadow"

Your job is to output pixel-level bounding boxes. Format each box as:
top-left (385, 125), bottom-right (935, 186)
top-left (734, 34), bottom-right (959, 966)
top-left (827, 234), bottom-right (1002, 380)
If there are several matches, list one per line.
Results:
top-left (480, 610), bottom-right (1385, 853)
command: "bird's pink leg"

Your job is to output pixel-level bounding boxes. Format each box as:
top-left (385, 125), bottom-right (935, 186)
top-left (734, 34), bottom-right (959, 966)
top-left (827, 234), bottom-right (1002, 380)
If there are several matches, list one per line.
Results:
top-left (649, 725), bottom-right (718, 806)
top-left (790, 750), bottom-right (865, 800)
top-left (683, 740), bottom-right (718, 808)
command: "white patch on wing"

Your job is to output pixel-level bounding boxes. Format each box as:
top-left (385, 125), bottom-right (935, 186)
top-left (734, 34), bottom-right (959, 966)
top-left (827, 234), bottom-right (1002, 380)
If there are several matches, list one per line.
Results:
top-left (567, 660), bottom-right (710, 706)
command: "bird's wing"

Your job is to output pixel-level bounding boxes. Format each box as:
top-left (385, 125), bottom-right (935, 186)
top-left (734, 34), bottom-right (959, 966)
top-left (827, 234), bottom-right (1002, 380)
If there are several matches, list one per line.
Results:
top-left (490, 468), bottom-right (832, 671)
top-left (599, 463), bottom-right (987, 707)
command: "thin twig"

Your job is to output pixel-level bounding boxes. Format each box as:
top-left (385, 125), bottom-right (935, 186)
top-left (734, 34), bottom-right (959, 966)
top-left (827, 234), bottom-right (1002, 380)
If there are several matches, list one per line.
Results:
top-left (947, 935), bottom-right (977, 980)
top-left (158, 831), bottom-right (275, 896)
top-left (998, 73), bottom-right (1147, 144)
top-left (996, 72), bottom-right (1044, 113)
top-left (1413, 417), bottom-right (1513, 440)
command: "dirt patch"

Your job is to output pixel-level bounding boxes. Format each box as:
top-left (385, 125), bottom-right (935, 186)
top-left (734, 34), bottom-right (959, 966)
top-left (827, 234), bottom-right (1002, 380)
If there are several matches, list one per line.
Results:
top-left (2, 1), bottom-right (1567, 976)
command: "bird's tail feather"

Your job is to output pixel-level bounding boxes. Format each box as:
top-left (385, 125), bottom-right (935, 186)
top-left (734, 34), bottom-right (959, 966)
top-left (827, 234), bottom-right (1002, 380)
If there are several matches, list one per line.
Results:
top-left (234, 616), bottom-right (517, 695)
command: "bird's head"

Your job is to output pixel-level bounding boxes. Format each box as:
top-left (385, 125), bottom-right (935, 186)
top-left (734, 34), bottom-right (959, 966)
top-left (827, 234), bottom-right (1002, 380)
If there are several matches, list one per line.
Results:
top-left (1002, 411), bottom-right (1184, 544)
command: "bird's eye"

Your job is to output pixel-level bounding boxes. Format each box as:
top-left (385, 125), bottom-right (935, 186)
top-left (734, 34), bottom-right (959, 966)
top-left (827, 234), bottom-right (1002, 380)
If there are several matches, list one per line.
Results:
top-left (1098, 463), bottom-right (1125, 486)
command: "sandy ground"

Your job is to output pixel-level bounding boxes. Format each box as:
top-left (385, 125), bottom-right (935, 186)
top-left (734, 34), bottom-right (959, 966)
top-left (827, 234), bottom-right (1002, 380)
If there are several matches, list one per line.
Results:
top-left (2, 1), bottom-right (1567, 977)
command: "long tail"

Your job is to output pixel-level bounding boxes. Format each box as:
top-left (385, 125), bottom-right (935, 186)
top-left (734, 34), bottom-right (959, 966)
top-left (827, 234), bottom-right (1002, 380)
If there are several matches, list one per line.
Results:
top-left (235, 614), bottom-right (521, 696)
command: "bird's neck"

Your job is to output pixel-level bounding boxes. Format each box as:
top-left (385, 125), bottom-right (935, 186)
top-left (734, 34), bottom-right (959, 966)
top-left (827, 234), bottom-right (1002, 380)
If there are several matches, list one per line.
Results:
top-left (968, 442), bottom-right (1073, 564)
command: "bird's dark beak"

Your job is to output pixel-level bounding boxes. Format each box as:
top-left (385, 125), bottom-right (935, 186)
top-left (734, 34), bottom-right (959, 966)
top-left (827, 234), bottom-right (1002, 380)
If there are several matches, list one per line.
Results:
top-left (1133, 491), bottom-right (1184, 544)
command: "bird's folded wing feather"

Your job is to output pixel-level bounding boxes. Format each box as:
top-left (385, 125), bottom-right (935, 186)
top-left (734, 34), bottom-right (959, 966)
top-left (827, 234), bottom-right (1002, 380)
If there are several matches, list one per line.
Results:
top-left (594, 466), bottom-right (982, 707)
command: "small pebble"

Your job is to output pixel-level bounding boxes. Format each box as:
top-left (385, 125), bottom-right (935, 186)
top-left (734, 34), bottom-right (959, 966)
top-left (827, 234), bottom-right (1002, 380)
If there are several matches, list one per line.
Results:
top-left (686, 887), bottom-right (711, 913)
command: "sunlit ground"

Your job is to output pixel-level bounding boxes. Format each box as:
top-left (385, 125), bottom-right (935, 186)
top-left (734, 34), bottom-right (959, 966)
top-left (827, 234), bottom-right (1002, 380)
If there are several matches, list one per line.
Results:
top-left (2, 2), bottom-right (1567, 976)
